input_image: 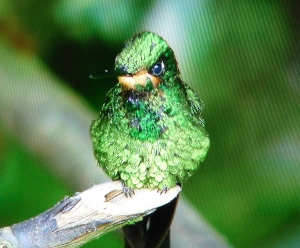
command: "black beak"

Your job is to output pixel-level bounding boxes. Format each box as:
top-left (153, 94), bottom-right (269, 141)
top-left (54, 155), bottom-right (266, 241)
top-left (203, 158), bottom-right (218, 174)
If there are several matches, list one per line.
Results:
top-left (89, 70), bottom-right (114, 79)
top-left (89, 66), bottom-right (129, 79)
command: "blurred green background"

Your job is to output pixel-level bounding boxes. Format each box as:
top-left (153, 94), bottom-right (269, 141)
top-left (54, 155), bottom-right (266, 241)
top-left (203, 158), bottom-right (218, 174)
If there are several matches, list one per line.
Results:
top-left (1, 0), bottom-right (299, 247)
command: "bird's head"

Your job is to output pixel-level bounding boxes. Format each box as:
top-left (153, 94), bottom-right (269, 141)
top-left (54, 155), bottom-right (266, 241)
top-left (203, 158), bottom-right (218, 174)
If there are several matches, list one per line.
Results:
top-left (90, 32), bottom-right (181, 92)
top-left (114, 32), bottom-right (180, 90)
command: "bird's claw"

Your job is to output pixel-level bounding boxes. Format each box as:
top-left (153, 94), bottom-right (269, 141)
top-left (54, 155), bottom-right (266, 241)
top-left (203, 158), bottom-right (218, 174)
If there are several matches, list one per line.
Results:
top-left (122, 181), bottom-right (135, 197)
top-left (157, 186), bottom-right (169, 195)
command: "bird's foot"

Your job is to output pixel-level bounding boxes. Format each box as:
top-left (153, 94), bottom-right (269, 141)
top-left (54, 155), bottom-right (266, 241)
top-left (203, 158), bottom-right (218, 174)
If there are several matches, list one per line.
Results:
top-left (122, 181), bottom-right (135, 197)
top-left (157, 186), bottom-right (169, 195)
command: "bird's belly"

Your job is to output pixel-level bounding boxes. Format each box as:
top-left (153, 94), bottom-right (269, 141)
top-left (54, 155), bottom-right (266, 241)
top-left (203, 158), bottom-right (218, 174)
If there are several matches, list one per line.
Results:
top-left (96, 122), bottom-right (209, 191)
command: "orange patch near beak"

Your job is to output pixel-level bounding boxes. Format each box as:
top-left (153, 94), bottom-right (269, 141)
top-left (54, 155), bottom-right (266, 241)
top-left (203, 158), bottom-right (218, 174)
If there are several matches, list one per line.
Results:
top-left (117, 70), bottom-right (160, 90)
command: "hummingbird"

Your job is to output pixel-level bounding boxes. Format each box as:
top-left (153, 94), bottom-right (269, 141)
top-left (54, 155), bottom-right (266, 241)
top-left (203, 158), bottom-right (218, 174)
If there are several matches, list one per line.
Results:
top-left (90, 32), bottom-right (210, 248)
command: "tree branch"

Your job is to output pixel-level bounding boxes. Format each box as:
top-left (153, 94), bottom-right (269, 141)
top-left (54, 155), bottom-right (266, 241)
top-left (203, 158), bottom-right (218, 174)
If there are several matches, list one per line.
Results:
top-left (0, 181), bottom-right (181, 248)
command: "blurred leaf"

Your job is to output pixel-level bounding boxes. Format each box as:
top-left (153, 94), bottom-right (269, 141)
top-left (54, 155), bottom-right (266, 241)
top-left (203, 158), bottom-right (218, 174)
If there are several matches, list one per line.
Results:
top-left (0, 133), bottom-right (71, 225)
top-left (181, 0), bottom-right (299, 247)
top-left (52, 0), bottom-right (153, 44)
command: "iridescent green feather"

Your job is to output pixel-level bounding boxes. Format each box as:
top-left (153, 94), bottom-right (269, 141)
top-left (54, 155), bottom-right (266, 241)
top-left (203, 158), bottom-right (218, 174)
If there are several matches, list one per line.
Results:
top-left (91, 32), bottom-right (210, 190)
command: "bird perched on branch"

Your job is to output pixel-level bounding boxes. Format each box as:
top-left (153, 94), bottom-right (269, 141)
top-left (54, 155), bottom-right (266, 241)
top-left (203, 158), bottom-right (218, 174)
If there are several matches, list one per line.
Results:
top-left (90, 31), bottom-right (210, 248)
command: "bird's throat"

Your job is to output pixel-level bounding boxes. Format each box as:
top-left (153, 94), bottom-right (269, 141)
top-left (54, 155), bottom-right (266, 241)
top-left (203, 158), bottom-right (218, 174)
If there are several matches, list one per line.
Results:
top-left (118, 70), bottom-right (160, 90)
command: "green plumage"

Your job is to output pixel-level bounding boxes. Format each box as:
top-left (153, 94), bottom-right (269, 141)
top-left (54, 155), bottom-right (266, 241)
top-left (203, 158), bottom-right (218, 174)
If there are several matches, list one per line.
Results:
top-left (91, 32), bottom-right (210, 190)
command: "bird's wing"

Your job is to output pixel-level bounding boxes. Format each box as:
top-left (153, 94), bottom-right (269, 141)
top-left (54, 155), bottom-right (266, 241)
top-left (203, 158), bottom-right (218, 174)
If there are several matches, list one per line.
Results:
top-left (182, 81), bottom-right (204, 116)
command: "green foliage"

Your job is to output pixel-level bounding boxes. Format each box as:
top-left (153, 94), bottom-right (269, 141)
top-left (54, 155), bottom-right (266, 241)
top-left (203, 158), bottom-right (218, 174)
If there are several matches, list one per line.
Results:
top-left (0, 134), bottom-right (71, 225)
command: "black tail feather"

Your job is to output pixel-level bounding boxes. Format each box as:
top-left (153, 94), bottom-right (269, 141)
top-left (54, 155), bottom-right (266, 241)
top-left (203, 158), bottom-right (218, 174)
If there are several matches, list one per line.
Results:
top-left (123, 195), bottom-right (179, 248)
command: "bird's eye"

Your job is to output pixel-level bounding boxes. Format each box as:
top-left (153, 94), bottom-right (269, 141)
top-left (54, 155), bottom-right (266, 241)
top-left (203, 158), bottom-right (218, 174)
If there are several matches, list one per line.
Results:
top-left (151, 61), bottom-right (165, 76)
